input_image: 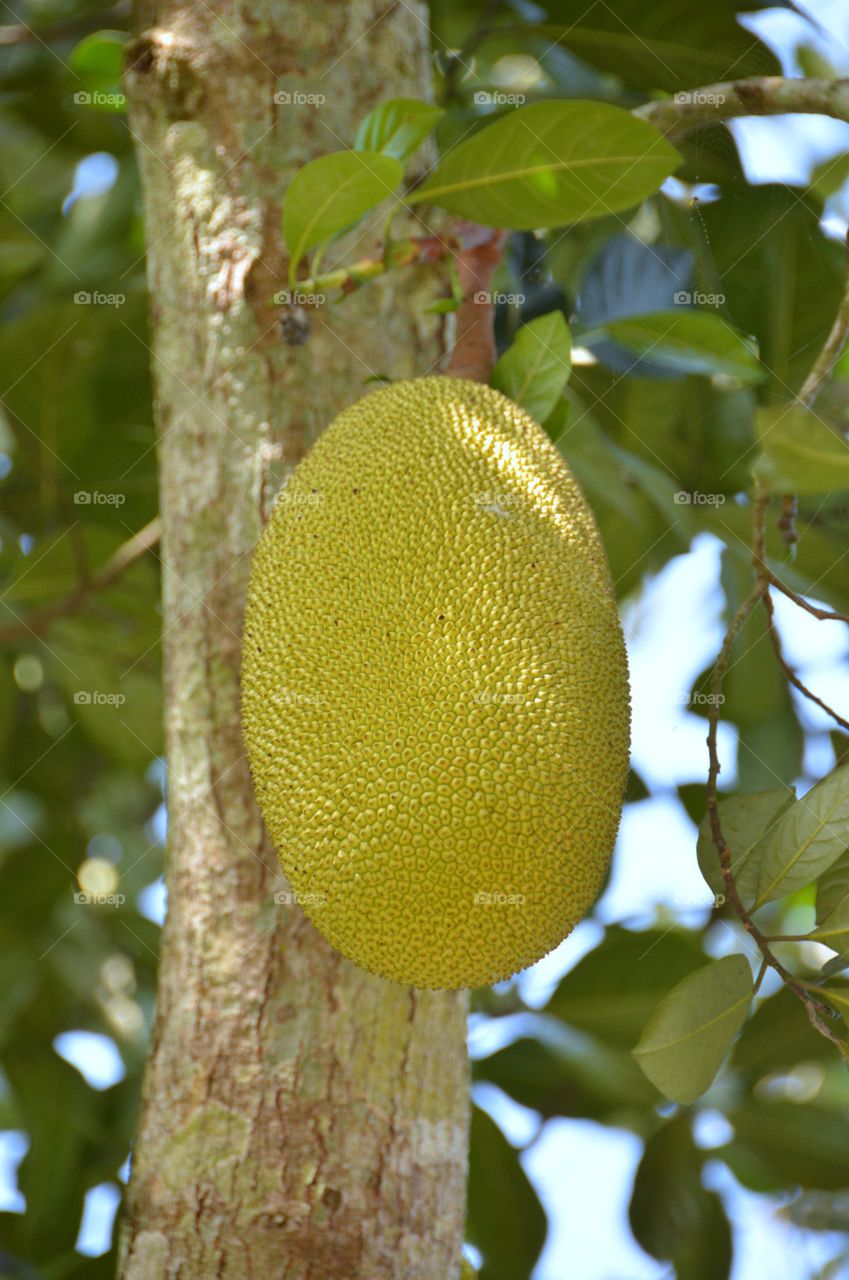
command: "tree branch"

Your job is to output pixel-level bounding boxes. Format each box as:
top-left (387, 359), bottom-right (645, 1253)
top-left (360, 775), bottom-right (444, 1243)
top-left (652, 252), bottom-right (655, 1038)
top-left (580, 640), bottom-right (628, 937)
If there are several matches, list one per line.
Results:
top-left (0, 516), bottom-right (161, 644)
top-left (0, 3), bottom-right (130, 46)
top-left (636, 76), bottom-right (849, 136)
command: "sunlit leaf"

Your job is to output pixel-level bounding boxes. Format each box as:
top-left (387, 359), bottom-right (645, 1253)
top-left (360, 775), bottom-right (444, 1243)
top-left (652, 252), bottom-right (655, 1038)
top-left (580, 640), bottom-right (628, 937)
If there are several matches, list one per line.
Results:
top-left (491, 311), bottom-right (571, 422)
top-left (409, 101), bottom-right (680, 228)
top-left (283, 151), bottom-right (403, 277)
top-left (354, 97), bottom-right (444, 160)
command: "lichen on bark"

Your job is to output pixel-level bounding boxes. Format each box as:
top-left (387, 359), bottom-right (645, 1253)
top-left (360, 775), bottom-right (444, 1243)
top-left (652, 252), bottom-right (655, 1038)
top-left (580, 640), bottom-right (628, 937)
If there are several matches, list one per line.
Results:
top-left (119, 3), bottom-right (469, 1277)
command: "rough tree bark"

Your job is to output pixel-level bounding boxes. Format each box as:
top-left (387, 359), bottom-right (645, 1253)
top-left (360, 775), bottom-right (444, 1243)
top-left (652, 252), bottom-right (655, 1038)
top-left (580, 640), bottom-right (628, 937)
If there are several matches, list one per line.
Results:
top-left (118, 3), bottom-right (469, 1277)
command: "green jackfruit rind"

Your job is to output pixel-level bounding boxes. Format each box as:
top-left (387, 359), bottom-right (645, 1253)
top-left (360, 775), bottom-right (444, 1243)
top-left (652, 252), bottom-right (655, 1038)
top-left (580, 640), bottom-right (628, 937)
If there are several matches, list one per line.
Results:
top-left (241, 376), bottom-right (630, 989)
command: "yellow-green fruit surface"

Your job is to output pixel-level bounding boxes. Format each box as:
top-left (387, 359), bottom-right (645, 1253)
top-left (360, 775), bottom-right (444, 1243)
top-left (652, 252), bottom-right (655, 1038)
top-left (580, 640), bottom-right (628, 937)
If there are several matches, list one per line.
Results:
top-left (241, 376), bottom-right (629, 989)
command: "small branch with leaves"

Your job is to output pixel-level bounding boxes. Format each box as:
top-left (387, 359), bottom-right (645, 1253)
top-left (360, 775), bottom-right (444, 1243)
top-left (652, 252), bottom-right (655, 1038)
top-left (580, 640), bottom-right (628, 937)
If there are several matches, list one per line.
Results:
top-left (0, 516), bottom-right (161, 645)
top-left (702, 264), bottom-right (849, 1060)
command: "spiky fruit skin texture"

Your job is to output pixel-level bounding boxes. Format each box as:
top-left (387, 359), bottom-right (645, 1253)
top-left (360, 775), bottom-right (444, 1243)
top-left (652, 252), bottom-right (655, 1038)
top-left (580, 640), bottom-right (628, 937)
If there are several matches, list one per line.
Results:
top-left (241, 377), bottom-right (629, 989)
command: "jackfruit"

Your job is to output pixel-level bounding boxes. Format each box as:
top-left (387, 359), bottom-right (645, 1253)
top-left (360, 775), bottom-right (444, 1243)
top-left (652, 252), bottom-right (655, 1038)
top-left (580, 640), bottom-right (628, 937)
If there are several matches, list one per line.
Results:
top-left (241, 376), bottom-right (629, 989)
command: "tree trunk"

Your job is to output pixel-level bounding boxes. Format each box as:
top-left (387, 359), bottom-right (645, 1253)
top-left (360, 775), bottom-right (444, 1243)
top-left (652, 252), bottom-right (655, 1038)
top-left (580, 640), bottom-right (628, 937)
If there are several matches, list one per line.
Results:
top-left (118, 4), bottom-right (469, 1277)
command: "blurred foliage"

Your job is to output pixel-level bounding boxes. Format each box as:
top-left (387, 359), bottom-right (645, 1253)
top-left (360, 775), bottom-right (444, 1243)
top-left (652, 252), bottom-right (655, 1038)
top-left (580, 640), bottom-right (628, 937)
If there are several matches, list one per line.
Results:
top-left (0, 0), bottom-right (158, 1275)
top-left (3, 0), bottom-right (849, 1278)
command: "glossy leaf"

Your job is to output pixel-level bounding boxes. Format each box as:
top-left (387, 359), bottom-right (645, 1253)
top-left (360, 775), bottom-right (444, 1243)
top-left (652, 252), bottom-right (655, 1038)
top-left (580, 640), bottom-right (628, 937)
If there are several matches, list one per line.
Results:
top-left (70, 30), bottom-right (125, 78)
top-left (591, 310), bottom-right (762, 383)
top-left (632, 955), bottom-right (753, 1104)
top-left (409, 101), bottom-right (680, 228)
top-left (354, 97), bottom-right (444, 160)
top-left (283, 151), bottom-right (403, 275)
top-left (491, 311), bottom-right (571, 423)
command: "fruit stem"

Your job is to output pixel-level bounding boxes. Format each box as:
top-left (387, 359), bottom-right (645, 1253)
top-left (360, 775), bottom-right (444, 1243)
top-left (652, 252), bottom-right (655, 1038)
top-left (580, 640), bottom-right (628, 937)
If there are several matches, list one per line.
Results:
top-left (442, 221), bottom-right (507, 382)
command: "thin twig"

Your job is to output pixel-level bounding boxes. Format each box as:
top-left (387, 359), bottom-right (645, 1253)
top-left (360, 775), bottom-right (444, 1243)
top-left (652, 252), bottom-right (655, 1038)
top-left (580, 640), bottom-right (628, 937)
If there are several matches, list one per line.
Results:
top-left (761, 587), bottom-right (849, 730)
top-left (295, 233), bottom-right (448, 297)
top-left (704, 493), bottom-right (845, 1039)
top-left (0, 516), bottom-right (161, 644)
top-left (798, 241), bottom-right (849, 405)
top-left (0, 2), bottom-right (129, 45)
top-left (763, 571), bottom-right (849, 623)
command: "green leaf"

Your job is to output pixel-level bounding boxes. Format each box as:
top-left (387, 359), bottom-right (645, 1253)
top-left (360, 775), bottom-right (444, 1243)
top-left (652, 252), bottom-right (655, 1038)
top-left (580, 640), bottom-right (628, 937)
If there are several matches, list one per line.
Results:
top-left (590, 310), bottom-right (761, 383)
top-left (817, 848), bottom-right (849, 923)
top-left (811, 151), bottom-right (849, 199)
top-left (467, 1105), bottom-right (547, 1280)
top-left (696, 789), bottom-right (795, 908)
top-left (354, 97), bottom-right (444, 161)
top-left (632, 955), bottom-right (753, 1104)
top-left (811, 893), bottom-right (849, 961)
top-left (282, 151), bottom-right (402, 276)
top-left (529, 1), bottom-right (781, 93)
top-left (629, 1119), bottom-right (732, 1279)
top-left (70, 30), bottom-right (125, 78)
top-left (753, 764), bottom-right (849, 909)
top-left (473, 1031), bottom-right (658, 1121)
top-left (408, 101), bottom-right (680, 229)
top-left (721, 1101), bottom-right (849, 1191)
top-left (753, 405), bottom-right (849, 495)
top-left (545, 927), bottom-right (706, 1048)
top-left (69, 30), bottom-right (127, 112)
top-left (491, 312), bottom-right (571, 423)
top-left (732, 987), bottom-right (835, 1077)
top-left (820, 983), bottom-right (849, 1029)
